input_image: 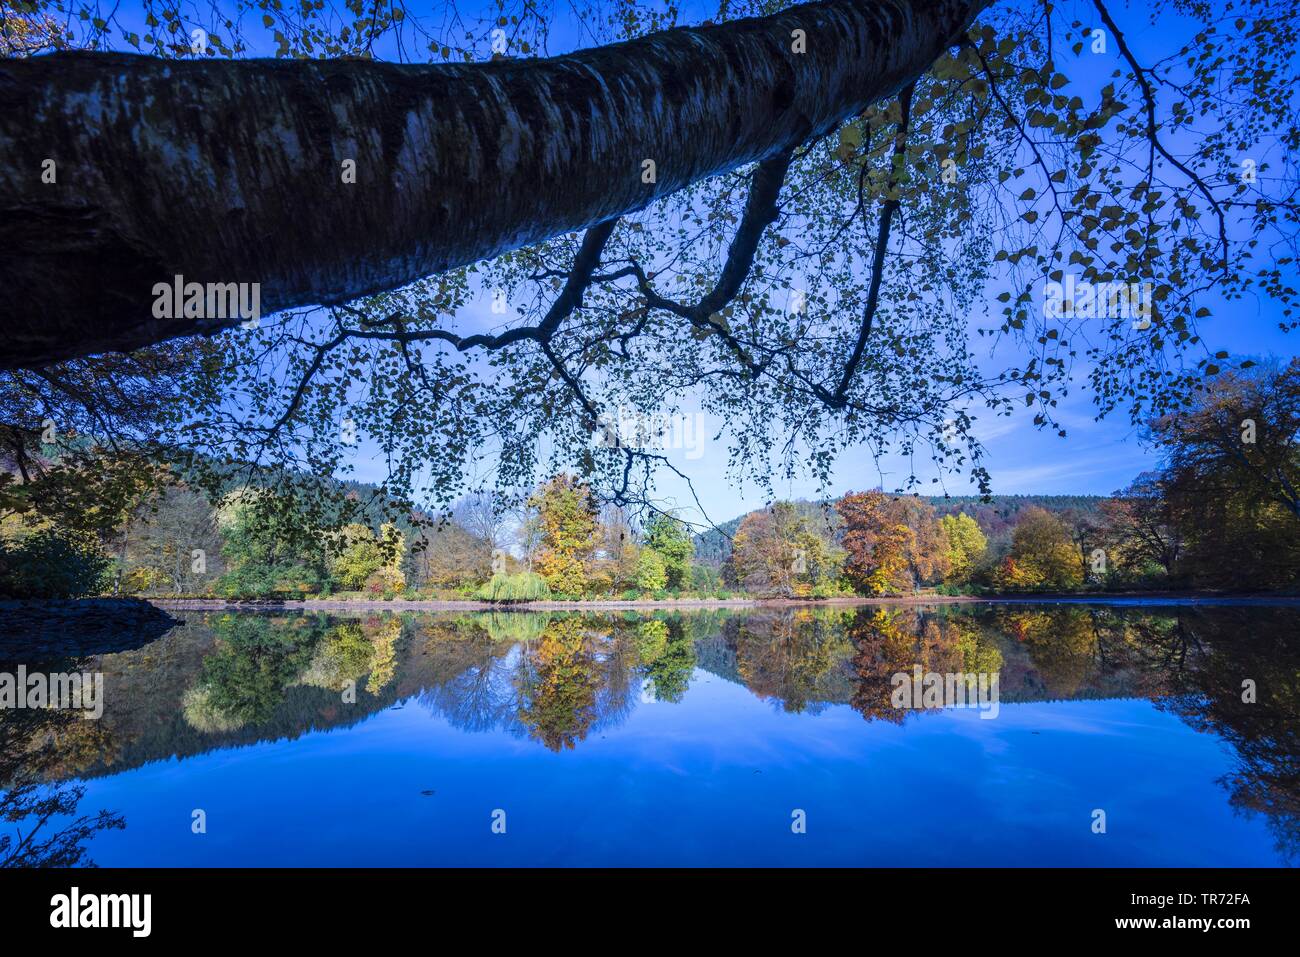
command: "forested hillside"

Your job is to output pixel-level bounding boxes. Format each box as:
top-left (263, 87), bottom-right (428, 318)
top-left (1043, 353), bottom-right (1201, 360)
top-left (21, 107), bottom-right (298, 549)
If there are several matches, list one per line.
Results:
top-left (3, 364), bottom-right (1297, 599)
top-left (695, 495), bottom-right (1106, 565)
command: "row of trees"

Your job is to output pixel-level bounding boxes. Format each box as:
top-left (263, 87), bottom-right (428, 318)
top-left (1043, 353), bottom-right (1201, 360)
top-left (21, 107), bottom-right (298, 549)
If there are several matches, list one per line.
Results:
top-left (975, 359), bottom-right (1300, 592)
top-left (721, 361), bottom-right (1299, 596)
top-left (2, 361), bottom-right (1295, 599)
top-left (0, 464), bottom-right (704, 599)
top-left (483, 474), bottom-right (698, 600)
top-left (724, 494), bottom-right (989, 598)
top-left (202, 476), bottom-right (703, 600)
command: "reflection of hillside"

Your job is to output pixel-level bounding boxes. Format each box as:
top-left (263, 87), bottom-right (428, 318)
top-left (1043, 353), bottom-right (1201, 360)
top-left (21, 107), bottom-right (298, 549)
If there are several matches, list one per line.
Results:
top-left (0, 606), bottom-right (1211, 776)
top-left (14, 615), bottom-right (420, 782)
top-left (4, 604), bottom-right (1296, 852)
top-left (0, 605), bottom-right (1213, 781)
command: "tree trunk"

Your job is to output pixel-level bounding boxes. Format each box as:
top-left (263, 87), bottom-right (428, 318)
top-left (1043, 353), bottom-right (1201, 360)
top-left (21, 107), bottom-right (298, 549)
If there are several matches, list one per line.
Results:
top-left (0, 0), bottom-right (982, 370)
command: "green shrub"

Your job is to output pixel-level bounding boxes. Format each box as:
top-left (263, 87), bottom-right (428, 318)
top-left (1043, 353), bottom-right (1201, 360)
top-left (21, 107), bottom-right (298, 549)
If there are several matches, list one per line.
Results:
top-left (690, 565), bottom-right (721, 593)
top-left (0, 528), bottom-right (110, 599)
top-left (215, 563), bottom-right (323, 599)
top-left (477, 611), bottom-right (553, 642)
top-left (634, 548), bottom-right (668, 591)
top-left (475, 572), bottom-right (552, 603)
top-left (621, 589), bottom-right (640, 601)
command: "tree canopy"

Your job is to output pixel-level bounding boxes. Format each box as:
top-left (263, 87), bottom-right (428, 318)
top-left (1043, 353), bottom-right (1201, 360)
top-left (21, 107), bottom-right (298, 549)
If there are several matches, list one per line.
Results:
top-left (2, 0), bottom-right (1298, 529)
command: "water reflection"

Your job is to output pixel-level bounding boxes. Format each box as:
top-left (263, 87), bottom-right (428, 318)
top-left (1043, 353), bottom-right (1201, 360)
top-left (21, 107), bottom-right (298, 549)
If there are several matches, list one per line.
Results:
top-left (0, 669), bottom-right (124, 866)
top-left (1, 603), bottom-right (1297, 864)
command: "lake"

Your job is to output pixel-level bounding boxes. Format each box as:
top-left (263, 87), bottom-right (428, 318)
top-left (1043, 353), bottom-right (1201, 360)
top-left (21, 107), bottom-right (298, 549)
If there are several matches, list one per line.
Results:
top-left (1, 602), bottom-right (1296, 866)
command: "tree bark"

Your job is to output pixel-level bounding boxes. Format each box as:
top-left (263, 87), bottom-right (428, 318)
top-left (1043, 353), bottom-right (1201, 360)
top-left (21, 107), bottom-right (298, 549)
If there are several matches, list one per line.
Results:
top-left (0, 0), bottom-right (982, 370)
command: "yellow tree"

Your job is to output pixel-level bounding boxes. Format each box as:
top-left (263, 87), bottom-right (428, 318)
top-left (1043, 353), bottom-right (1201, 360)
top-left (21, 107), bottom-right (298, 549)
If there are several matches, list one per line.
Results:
top-left (939, 513), bottom-right (988, 581)
top-left (998, 507), bottom-right (1082, 590)
top-left (529, 475), bottom-right (600, 595)
top-left (883, 496), bottom-right (952, 586)
top-left (368, 522), bottom-right (407, 593)
top-left (518, 617), bottom-right (600, 751)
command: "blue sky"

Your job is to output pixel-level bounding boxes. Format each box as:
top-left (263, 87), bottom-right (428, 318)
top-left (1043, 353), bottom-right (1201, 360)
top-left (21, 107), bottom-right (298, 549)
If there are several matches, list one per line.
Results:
top-left (84, 0), bottom-right (1295, 524)
top-left (333, 0), bottom-right (1296, 524)
top-left (373, 275), bottom-right (1294, 528)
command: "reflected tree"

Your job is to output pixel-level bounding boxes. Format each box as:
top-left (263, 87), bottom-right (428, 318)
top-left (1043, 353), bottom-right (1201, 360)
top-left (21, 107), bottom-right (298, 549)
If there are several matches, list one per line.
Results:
top-left (517, 617), bottom-right (602, 750)
top-left (0, 684), bottom-right (124, 867)
top-left (183, 614), bottom-right (326, 731)
top-left (643, 619), bottom-right (697, 704)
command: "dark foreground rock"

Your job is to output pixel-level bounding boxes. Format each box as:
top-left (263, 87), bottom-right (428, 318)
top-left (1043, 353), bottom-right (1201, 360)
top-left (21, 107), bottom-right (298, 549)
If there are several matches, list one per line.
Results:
top-left (0, 598), bottom-right (181, 660)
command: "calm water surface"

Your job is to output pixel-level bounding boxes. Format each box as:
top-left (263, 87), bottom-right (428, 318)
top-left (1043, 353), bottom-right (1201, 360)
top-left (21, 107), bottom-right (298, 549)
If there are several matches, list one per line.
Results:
top-left (2, 603), bottom-right (1296, 866)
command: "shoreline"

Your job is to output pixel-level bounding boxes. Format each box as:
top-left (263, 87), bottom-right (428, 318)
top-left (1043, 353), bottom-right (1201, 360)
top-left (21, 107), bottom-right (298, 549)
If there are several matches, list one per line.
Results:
top-left (136, 592), bottom-right (1300, 612)
top-left (4, 594), bottom-right (1296, 627)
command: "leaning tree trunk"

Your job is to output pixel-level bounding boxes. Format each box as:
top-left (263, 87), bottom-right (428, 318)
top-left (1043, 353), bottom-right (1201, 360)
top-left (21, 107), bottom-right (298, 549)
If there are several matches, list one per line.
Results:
top-left (0, 0), bottom-right (983, 370)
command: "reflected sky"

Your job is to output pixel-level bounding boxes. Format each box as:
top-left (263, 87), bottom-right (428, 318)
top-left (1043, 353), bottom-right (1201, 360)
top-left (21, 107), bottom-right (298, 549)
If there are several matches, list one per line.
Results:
top-left (2, 603), bottom-right (1295, 866)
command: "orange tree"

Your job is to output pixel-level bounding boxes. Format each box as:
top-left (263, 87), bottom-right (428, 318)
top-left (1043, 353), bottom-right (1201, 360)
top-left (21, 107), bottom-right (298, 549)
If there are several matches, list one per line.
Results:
top-left (837, 491), bottom-right (917, 595)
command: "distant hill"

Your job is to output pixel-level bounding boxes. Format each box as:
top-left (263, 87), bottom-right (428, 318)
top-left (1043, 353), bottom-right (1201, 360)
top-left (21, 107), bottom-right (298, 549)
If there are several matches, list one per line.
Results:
top-left (694, 499), bottom-right (841, 565)
top-left (172, 454), bottom-right (432, 535)
top-left (693, 494), bottom-right (1106, 565)
top-left (926, 495), bottom-right (1104, 546)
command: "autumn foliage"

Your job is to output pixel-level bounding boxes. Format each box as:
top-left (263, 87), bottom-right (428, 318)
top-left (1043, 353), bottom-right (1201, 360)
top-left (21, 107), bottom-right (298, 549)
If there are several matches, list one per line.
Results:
top-left (836, 492), bottom-right (951, 595)
top-left (529, 474), bottom-right (601, 595)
